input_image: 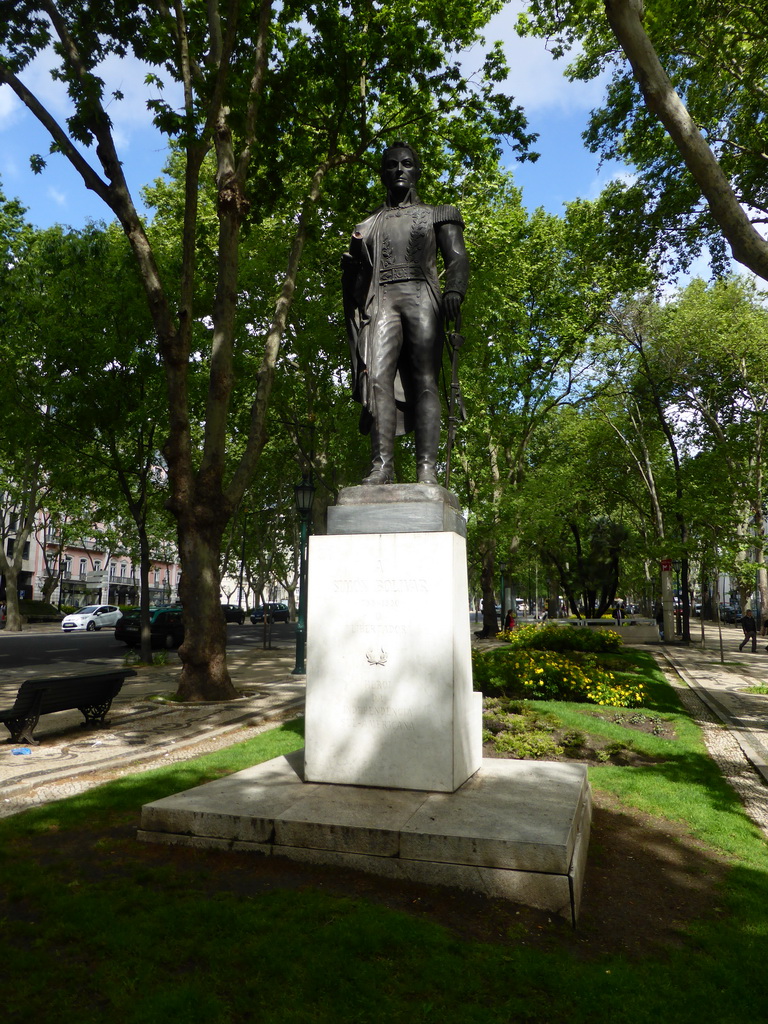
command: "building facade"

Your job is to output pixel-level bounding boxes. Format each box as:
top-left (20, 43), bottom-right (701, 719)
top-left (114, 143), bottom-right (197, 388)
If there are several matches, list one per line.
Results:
top-left (2, 515), bottom-right (181, 610)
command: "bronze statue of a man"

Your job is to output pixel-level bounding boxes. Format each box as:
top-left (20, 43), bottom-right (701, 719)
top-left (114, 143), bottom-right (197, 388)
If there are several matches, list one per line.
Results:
top-left (342, 143), bottom-right (469, 485)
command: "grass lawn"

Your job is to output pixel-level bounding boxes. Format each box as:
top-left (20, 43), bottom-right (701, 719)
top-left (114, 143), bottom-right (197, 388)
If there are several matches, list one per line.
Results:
top-left (2, 651), bottom-right (768, 1023)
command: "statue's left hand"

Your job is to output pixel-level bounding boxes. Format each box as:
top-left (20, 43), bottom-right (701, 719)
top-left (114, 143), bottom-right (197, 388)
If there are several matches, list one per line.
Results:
top-left (442, 290), bottom-right (462, 324)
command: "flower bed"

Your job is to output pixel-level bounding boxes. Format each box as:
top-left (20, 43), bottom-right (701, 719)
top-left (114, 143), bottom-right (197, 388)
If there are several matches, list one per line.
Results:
top-left (472, 625), bottom-right (644, 707)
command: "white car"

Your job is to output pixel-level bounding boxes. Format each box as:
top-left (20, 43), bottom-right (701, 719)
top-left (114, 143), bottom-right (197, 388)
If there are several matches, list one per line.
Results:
top-left (61, 604), bottom-right (123, 632)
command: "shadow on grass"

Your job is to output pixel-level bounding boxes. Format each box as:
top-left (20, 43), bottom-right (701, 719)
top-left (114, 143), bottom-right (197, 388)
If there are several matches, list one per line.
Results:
top-left (3, 694), bottom-right (768, 1022)
top-left (3, 799), bottom-right (768, 1024)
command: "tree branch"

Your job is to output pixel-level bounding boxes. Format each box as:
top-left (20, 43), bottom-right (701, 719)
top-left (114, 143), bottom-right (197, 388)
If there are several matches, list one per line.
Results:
top-left (604, 0), bottom-right (768, 281)
top-left (0, 68), bottom-right (111, 203)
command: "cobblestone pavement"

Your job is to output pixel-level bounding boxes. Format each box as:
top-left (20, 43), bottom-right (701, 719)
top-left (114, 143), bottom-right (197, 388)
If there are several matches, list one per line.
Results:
top-left (0, 632), bottom-right (304, 817)
top-left (2, 621), bottom-right (768, 835)
top-left (624, 623), bottom-right (768, 837)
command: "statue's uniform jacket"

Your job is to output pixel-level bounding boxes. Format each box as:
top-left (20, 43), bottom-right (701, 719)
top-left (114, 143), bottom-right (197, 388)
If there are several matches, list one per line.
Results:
top-left (342, 195), bottom-right (469, 436)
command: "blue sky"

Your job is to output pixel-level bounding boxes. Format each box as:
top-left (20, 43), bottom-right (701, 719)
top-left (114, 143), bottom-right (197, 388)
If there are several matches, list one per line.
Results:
top-left (0, 3), bottom-right (625, 231)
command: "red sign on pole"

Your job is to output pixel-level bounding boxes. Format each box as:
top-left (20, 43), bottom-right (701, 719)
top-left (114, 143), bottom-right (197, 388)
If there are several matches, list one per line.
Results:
top-left (660, 559), bottom-right (672, 572)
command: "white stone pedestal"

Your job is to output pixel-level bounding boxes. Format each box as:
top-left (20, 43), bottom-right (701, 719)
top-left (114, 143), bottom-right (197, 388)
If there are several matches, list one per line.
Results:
top-left (137, 489), bottom-right (592, 922)
top-left (304, 521), bottom-right (482, 793)
top-left (138, 753), bottom-right (592, 925)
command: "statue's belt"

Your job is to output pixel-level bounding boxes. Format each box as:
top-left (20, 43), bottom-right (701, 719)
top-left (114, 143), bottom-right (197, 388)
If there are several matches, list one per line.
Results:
top-left (378, 265), bottom-right (427, 284)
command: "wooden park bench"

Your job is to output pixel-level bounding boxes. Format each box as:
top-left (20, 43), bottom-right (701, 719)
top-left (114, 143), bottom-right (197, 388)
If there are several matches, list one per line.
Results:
top-left (0, 668), bottom-right (136, 745)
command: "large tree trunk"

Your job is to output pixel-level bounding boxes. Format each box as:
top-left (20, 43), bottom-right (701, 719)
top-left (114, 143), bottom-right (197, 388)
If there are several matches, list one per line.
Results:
top-left (0, 493), bottom-right (39, 631)
top-left (3, 564), bottom-right (23, 631)
top-left (40, 575), bottom-right (58, 602)
top-left (175, 512), bottom-right (239, 702)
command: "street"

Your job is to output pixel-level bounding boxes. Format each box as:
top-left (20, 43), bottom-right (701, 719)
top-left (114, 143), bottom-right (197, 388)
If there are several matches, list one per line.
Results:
top-left (0, 620), bottom-right (296, 679)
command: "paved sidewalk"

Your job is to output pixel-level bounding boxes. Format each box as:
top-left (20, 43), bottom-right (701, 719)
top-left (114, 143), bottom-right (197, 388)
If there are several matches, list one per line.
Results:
top-left (0, 635), bottom-right (304, 817)
top-left (648, 624), bottom-right (768, 787)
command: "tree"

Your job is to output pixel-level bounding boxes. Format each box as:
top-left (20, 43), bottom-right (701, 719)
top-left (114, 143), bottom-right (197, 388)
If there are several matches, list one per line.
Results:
top-left (515, 406), bottom-right (643, 617)
top-left (1, 2), bottom-right (535, 698)
top-left (0, 457), bottom-right (48, 626)
top-left (562, 277), bottom-right (768, 630)
top-left (453, 169), bottom-right (646, 635)
top-left (519, 0), bottom-right (768, 282)
top-left (0, 189), bottom-right (56, 629)
top-left (33, 500), bottom-right (99, 605)
top-left (593, 295), bottom-right (697, 638)
top-left (8, 221), bottom-right (177, 660)
top-left (650, 277), bottom-right (768, 619)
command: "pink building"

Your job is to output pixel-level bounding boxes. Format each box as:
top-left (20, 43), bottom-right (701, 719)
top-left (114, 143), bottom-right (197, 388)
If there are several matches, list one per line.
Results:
top-left (2, 516), bottom-right (181, 610)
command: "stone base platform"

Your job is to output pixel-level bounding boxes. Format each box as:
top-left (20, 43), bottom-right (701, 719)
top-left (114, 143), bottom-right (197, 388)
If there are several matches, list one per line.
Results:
top-left (138, 752), bottom-right (592, 925)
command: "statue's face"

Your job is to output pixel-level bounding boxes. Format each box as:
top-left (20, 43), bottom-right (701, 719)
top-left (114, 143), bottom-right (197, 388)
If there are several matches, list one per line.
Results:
top-left (381, 147), bottom-right (419, 193)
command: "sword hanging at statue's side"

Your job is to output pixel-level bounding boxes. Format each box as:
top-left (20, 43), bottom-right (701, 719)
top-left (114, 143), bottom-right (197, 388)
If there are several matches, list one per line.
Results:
top-left (444, 310), bottom-right (467, 490)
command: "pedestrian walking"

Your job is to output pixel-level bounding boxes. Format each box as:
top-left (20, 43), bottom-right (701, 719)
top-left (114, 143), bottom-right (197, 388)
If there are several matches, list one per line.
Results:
top-left (740, 609), bottom-right (758, 652)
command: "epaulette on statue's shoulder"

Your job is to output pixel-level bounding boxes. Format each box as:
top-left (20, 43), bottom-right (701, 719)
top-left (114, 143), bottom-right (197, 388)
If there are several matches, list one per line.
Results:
top-left (432, 204), bottom-right (464, 228)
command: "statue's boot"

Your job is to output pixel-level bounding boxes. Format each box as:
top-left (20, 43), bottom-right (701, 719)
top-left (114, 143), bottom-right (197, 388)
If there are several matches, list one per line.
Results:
top-left (362, 385), bottom-right (396, 485)
top-left (415, 387), bottom-right (441, 486)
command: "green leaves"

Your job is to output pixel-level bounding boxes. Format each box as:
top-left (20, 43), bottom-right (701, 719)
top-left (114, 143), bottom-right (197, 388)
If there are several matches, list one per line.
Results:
top-left (521, 0), bottom-right (768, 278)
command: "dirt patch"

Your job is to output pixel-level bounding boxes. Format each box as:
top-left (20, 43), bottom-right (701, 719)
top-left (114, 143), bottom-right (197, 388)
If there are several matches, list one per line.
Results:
top-left (16, 786), bottom-right (729, 962)
top-left (588, 709), bottom-right (676, 739)
top-left (482, 701), bottom-right (675, 767)
top-left (211, 789), bottom-right (729, 958)
top-left (481, 739), bottom-right (668, 768)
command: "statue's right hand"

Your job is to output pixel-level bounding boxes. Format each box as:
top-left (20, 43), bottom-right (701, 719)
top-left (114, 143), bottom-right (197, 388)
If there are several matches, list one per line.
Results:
top-left (442, 290), bottom-right (462, 323)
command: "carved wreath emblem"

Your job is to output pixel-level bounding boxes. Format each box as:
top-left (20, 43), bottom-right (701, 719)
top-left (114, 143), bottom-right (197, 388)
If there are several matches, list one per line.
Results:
top-left (365, 648), bottom-right (388, 667)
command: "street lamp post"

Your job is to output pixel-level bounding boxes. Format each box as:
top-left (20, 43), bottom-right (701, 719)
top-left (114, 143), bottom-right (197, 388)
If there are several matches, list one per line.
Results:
top-left (292, 476), bottom-right (315, 675)
top-left (672, 560), bottom-right (682, 636)
top-left (499, 561), bottom-right (507, 628)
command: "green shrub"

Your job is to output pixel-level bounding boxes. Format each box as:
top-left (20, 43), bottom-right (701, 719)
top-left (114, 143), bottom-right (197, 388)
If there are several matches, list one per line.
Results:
top-left (498, 622), bottom-right (624, 653)
top-left (17, 599), bottom-right (63, 622)
top-left (482, 700), bottom-right (565, 758)
top-left (561, 728), bottom-right (586, 751)
top-left (492, 729), bottom-right (563, 759)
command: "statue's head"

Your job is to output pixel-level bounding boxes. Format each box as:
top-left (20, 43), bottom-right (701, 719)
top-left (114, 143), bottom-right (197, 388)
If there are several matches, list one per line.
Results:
top-left (380, 142), bottom-right (421, 193)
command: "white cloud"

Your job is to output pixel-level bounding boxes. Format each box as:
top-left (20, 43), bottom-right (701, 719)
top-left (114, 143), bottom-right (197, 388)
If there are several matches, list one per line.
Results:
top-left (0, 86), bottom-right (21, 130)
top-left (0, 152), bottom-right (21, 181)
top-left (584, 167), bottom-right (637, 201)
top-left (467, 1), bottom-right (608, 115)
top-left (97, 51), bottom-right (182, 140)
top-left (23, 46), bottom-right (73, 117)
top-left (46, 185), bottom-right (67, 206)
top-left (0, 41), bottom-right (181, 152)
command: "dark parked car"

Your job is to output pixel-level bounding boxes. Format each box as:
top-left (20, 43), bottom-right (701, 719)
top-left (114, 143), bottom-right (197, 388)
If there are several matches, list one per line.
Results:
top-left (250, 602), bottom-right (290, 624)
top-left (221, 603), bottom-right (245, 624)
top-left (115, 605), bottom-right (185, 649)
top-left (718, 604), bottom-right (742, 624)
